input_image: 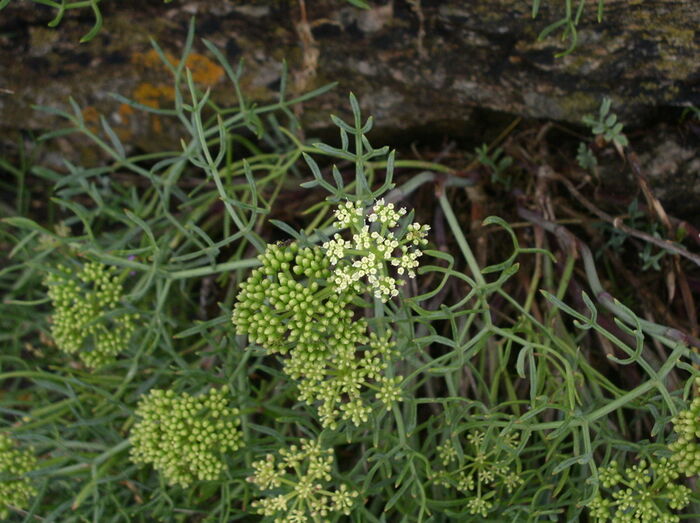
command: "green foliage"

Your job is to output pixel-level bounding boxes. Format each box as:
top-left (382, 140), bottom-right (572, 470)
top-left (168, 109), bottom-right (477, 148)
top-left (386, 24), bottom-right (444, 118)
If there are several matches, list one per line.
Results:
top-left (680, 105), bottom-right (700, 122)
top-left (598, 199), bottom-right (670, 272)
top-left (345, 0), bottom-right (371, 8)
top-left (475, 144), bottom-right (513, 188)
top-left (583, 97), bottom-right (629, 148)
top-left (0, 434), bottom-right (37, 519)
top-left (638, 227), bottom-right (668, 271)
top-left (576, 141), bottom-right (598, 171)
top-left (0, 21), bottom-right (698, 523)
top-left (44, 261), bottom-right (138, 368)
top-left (129, 386), bottom-right (243, 488)
top-left (532, 0), bottom-right (607, 56)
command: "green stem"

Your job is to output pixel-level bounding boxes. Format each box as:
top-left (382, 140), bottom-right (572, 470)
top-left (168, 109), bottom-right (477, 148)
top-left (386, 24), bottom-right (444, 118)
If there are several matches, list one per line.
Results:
top-left (42, 439), bottom-right (130, 478)
top-left (528, 378), bottom-right (656, 432)
top-left (438, 194), bottom-right (486, 288)
top-left (374, 160), bottom-right (454, 174)
top-left (392, 403), bottom-right (407, 446)
top-left (166, 258), bottom-right (260, 279)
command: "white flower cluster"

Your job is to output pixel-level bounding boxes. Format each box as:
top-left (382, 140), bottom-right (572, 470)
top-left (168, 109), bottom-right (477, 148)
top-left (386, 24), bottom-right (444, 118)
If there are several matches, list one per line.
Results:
top-left (324, 234), bottom-right (350, 265)
top-left (368, 198), bottom-right (406, 227)
top-left (333, 200), bottom-right (364, 228)
top-left (322, 198), bottom-right (430, 302)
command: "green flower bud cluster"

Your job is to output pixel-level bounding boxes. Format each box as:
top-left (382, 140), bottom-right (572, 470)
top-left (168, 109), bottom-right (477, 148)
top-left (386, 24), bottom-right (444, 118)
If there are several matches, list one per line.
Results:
top-left (232, 242), bottom-right (402, 428)
top-left (45, 262), bottom-right (138, 368)
top-left (431, 429), bottom-right (523, 517)
top-left (129, 386), bottom-right (243, 488)
top-left (589, 458), bottom-right (690, 522)
top-left (248, 438), bottom-right (358, 522)
top-left (323, 199), bottom-right (430, 302)
top-left (0, 434), bottom-right (37, 520)
top-left (669, 379), bottom-right (700, 476)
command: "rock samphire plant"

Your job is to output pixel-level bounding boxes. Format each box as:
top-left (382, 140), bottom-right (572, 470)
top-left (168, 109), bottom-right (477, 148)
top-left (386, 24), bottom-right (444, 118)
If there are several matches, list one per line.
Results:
top-left (129, 386), bottom-right (243, 488)
top-left (0, 435), bottom-right (37, 519)
top-left (1, 25), bottom-right (698, 520)
top-left (231, 194), bottom-right (429, 429)
top-left (44, 261), bottom-right (137, 368)
top-left (248, 438), bottom-right (358, 520)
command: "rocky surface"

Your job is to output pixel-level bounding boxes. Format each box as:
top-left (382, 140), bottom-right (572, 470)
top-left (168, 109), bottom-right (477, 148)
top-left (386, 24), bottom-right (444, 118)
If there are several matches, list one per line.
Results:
top-left (1, 1), bottom-right (698, 132)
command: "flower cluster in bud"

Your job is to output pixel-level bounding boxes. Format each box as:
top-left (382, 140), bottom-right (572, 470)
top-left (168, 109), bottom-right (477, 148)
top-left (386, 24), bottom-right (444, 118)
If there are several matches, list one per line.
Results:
top-left (45, 262), bottom-right (138, 368)
top-left (669, 379), bottom-right (700, 476)
top-left (232, 243), bottom-right (402, 428)
top-left (129, 386), bottom-right (243, 488)
top-left (323, 199), bottom-right (430, 302)
top-left (589, 458), bottom-right (690, 522)
top-left (0, 434), bottom-right (37, 520)
top-left (431, 428), bottom-right (523, 517)
top-left (248, 438), bottom-right (358, 522)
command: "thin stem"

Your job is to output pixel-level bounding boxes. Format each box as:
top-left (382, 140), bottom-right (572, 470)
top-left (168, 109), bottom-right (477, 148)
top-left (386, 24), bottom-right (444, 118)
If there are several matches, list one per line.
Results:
top-left (166, 257), bottom-right (260, 280)
top-left (438, 194), bottom-right (486, 288)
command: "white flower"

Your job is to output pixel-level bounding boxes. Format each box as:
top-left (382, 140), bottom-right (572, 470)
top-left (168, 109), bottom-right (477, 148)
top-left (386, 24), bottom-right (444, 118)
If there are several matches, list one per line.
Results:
top-left (379, 235), bottom-right (399, 259)
top-left (352, 252), bottom-right (379, 277)
top-left (322, 234), bottom-right (350, 265)
top-left (333, 266), bottom-right (357, 291)
top-left (405, 222), bottom-right (431, 245)
top-left (333, 200), bottom-right (363, 228)
top-left (369, 198), bottom-right (407, 227)
top-left (322, 199), bottom-right (430, 302)
top-left (352, 225), bottom-right (372, 250)
top-left (370, 275), bottom-right (399, 300)
top-left (391, 247), bottom-right (422, 278)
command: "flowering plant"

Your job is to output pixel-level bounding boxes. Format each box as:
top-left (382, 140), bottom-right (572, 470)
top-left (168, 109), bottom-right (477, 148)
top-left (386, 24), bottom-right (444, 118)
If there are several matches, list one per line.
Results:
top-left (0, 435), bottom-right (37, 519)
top-left (44, 262), bottom-right (137, 368)
top-left (232, 241), bottom-right (404, 428)
top-left (323, 198), bottom-right (429, 301)
top-left (248, 438), bottom-right (358, 521)
top-left (669, 379), bottom-right (700, 477)
top-left (129, 386), bottom-right (243, 487)
top-left (589, 458), bottom-right (691, 522)
top-left (431, 425), bottom-right (524, 517)
top-left (3, 48), bottom-right (699, 521)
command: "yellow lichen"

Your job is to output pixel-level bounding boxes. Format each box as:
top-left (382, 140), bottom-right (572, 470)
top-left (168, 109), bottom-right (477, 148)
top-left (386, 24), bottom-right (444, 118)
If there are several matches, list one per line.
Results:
top-left (131, 49), bottom-right (177, 69)
top-left (81, 106), bottom-right (100, 133)
top-left (124, 48), bottom-right (226, 137)
top-left (117, 102), bottom-right (134, 120)
top-left (131, 49), bottom-right (224, 87)
top-left (116, 103), bottom-right (134, 141)
top-left (184, 53), bottom-right (225, 86)
top-left (133, 83), bottom-right (175, 108)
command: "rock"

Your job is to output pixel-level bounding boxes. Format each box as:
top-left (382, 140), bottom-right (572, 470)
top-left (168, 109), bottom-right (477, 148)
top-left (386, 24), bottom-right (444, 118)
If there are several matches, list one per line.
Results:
top-left (637, 131), bottom-right (700, 218)
top-left (0, 0), bottom-right (698, 217)
top-left (1, 1), bottom-right (697, 138)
